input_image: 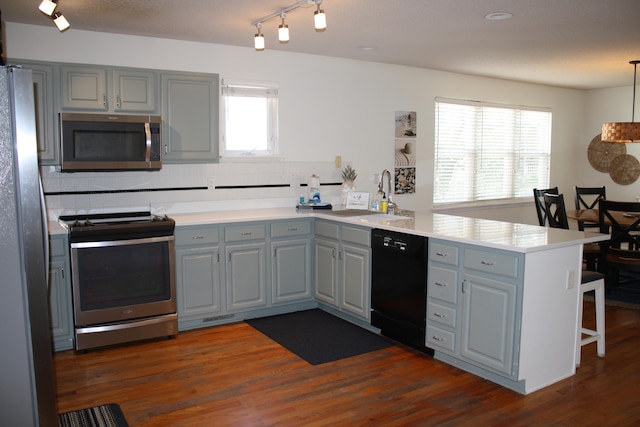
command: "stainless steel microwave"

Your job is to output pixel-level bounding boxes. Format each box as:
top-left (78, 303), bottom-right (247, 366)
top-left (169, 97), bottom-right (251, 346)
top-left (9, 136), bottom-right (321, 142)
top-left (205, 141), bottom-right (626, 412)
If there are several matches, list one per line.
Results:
top-left (60, 113), bottom-right (162, 172)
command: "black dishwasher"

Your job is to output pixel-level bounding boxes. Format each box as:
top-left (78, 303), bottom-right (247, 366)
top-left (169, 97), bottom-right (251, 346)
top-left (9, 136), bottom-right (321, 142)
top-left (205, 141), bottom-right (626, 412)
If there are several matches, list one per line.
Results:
top-left (371, 228), bottom-right (432, 355)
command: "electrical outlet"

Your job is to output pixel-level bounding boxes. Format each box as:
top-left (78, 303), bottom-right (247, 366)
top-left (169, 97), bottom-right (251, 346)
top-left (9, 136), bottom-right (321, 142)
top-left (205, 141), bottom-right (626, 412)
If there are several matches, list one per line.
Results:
top-left (335, 155), bottom-right (342, 168)
top-left (566, 270), bottom-right (575, 289)
top-left (207, 178), bottom-right (215, 190)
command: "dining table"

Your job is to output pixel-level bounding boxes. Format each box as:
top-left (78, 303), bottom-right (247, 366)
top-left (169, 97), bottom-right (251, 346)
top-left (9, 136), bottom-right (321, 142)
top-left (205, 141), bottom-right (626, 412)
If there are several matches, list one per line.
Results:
top-left (566, 209), bottom-right (640, 228)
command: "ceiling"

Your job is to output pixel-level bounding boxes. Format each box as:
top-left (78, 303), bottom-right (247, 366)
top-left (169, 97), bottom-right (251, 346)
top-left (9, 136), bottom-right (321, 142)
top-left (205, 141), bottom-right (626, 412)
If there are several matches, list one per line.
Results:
top-left (3, 0), bottom-right (640, 90)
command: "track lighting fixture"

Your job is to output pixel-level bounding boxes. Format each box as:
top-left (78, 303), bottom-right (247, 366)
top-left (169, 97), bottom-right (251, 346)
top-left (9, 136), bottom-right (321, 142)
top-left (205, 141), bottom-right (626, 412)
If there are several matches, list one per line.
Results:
top-left (38, 0), bottom-right (70, 32)
top-left (278, 14), bottom-right (290, 43)
top-left (314, 2), bottom-right (327, 31)
top-left (38, 0), bottom-right (58, 16)
top-left (254, 24), bottom-right (265, 51)
top-left (251, 0), bottom-right (326, 51)
top-left (52, 11), bottom-right (70, 31)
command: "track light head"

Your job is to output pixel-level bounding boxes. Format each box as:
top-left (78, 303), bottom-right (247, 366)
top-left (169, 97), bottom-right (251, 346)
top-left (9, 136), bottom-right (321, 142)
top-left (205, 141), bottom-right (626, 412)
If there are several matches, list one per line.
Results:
top-left (52, 11), bottom-right (70, 32)
top-left (38, 0), bottom-right (58, 17)
top-left (278, 14), bottom-right (289, 43)
top-left (314, 2), bottom-right (326, 31)
top-left (254, 24), bottom-right (265, 51)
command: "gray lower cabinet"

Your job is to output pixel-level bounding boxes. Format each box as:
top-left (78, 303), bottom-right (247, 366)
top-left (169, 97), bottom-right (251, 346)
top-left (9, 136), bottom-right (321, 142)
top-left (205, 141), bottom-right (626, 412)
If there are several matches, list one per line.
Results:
top-left (161, 72), bottom-right (219, 163)
top-left (427, 239), bottom-right (523, 380)
top-left (224, 223), bottom-right (267, 311)
top-left (314, 220), bottom-right (371, 322)
top-left (48, 234), bottom-right (74, 351)
top-left (60, 64), bottom-right (157, 113)
top-left (174, 225), bottom-right (223, 328)
top-left (270, 220), bottom-right (313, 304)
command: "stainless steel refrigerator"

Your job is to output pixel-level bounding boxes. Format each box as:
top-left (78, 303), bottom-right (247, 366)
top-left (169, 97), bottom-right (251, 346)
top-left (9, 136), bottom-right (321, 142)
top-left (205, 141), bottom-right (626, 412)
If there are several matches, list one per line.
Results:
top-left (0, 66), bottom-right (58, 425)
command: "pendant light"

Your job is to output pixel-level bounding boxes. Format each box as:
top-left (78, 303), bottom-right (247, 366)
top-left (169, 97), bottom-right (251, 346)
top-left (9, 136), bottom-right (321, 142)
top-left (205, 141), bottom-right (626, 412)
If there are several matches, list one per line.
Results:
top-left (601, 60), bottom-right (640, 143)
top-left (278, 14), bottom-right (289, 43)
top-left (314, 1), bottom-right (327, 31)
top-left (254, 24), bottom-right (265, 51)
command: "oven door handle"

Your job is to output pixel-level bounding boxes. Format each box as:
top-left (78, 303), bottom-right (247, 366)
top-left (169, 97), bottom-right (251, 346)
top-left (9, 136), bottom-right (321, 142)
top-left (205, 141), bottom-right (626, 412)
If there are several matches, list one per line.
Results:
top-left (71, 235), bottom-right (174, 249)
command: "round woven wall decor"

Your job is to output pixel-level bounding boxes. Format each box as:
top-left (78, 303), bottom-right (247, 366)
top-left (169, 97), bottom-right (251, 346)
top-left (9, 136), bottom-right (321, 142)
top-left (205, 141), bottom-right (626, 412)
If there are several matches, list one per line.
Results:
top-left (609, 154), bottom-right (640, 185)
top-left (587, 133), bottom-right (626, 173)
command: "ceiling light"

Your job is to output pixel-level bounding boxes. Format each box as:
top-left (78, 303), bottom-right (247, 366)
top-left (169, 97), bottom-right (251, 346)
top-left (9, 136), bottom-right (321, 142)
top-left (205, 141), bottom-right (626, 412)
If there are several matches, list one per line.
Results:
top-left (485, 12), bottom-right (513, 21)
top-left (254, 24), bottom-right (265, 51)
top-left (38, 0), bottom-right (58, 16)
top-left (602, 60), bottom-right (640, 143)
top-left (314, 2), bottom-right (327, 31)
top-left (52, 11), bottom-right (70, 32)
top-left (278, 14), bottom-right (289, 43)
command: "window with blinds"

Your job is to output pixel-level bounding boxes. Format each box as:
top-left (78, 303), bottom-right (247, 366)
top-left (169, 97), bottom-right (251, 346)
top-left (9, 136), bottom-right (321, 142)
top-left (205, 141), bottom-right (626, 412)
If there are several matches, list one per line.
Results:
top-left (434, 98), bottom-right (551, 205)
top-left (221, 81), bottom-right (279, 157)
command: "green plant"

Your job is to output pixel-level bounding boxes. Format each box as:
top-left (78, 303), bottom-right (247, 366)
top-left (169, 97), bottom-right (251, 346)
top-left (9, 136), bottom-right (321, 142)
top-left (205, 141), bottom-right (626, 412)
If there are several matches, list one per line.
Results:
top-left (341, 165), bottom-right (357, 182)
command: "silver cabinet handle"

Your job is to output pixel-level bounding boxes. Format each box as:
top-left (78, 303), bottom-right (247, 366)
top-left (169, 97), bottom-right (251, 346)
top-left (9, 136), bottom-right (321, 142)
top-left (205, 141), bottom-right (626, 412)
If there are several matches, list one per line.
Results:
top-left (434, 281), bottom-right (448, 287)
top-left (481, 260), bottom-right (495, 266)
top-left (433, 312), bottom-right (446, 318)
top-left (116, 95), bottom-right (121, 109)
top-left (192, 236), bottom-right (204, 240)
top-left (431, 335), bottom-right (444, 342)
top-left (103, 94), bottom-right (107, 108)
top-left (435, 252), bottom-right (448, 257)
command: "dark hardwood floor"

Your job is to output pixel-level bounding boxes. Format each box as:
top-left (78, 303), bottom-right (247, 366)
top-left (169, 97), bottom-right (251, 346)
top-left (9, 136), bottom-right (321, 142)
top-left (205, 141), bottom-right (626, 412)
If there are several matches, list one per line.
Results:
top-left (54, 302), bottom-right (640, 426)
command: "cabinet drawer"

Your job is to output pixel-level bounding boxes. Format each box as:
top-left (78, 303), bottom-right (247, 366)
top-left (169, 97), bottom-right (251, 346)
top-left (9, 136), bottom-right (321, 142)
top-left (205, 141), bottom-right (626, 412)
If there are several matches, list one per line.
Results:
top-left (427, 302), bottom-right (456, 328)
top-left (428, 266), bottom-right (458, 304)
top-left (225, 224), bottom-right (266, 242)
top-left (175, 226), bottom-right (220, 246)
top-left (426, 325), bottom-right (455, 352)
top-left (464, 248), bottom-right (519, 279)
top-left (430, 242), bottom-right (459, 266)
top-left (315, 220), bottom-right (339, 240)
top-left (341, 226), bottom-right (370, 246)
top-left (271, 220), bottom-right (311, 238)
top-left (49, 237), bottom-right (67, 258)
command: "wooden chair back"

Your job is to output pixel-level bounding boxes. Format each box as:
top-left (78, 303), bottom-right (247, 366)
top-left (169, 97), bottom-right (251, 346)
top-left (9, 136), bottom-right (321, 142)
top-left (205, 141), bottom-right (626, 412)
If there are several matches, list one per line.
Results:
top-left (543, 193), bottom-right (570, 230)
top-left (597, 200), bottom-right (640, 287)
top-left (574, 186), bottom-right (606, 231)
top-left (533, 186), bottom-right (559, 226)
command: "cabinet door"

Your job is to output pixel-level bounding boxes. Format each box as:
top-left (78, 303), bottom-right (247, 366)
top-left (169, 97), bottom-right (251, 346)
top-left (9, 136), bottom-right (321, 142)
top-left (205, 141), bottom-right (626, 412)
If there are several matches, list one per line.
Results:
top-left (340, 242), bottom-right (371, 320)
top-left (21, 62), bottom-right (57, 164)
top-left (175, 246), bottom-right (222, 318)
top-left (60, 65), bottom-right (108, 110)
top-left (161, 72), bottom-right (219, 163)
top-left (460, 273), bottom-right (517, 376)
top-left (225, 242), bottom-right (267, 311)
top-left (112, 69), bottom-right (156, 112)
top-left (271, 238), bottom-right (312, 304)
top-left (314, 237), bottom-right (339, 306)
top-left (49, 258), bottom-right (74, 351)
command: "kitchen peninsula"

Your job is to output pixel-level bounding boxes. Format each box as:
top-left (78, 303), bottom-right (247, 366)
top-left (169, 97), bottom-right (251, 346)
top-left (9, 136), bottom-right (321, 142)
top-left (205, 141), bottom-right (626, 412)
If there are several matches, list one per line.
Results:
top-left (49, 206), bottom-right (604, 394)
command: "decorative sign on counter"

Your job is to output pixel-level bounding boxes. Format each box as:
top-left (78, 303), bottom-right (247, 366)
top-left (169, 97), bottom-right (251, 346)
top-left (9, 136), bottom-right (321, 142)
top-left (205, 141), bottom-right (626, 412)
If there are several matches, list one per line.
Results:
top-left (345, 191), bottom-right (370, 210)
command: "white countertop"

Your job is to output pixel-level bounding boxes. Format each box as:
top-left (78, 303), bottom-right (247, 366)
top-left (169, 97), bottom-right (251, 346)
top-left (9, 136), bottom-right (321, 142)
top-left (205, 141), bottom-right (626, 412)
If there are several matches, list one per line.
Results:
top-left (171, 207), bottom-right (607, 253)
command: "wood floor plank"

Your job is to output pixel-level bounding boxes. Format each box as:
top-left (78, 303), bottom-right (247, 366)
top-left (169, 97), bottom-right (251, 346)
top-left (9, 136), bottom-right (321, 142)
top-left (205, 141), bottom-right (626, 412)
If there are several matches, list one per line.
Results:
top-left (54, 303), bottom-right (640, 426)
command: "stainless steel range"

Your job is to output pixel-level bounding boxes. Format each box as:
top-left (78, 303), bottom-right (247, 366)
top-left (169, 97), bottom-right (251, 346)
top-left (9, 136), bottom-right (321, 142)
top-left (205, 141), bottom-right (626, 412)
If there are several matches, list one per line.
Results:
top-left (58, 211), bottom-right (177, 350)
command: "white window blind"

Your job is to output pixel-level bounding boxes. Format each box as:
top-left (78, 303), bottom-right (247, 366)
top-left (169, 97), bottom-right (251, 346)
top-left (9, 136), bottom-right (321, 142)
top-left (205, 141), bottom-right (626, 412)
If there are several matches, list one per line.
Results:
top-left (221, 81), bottom-right (279, 157)
top-left (434, 98), bottom-right (551, 205)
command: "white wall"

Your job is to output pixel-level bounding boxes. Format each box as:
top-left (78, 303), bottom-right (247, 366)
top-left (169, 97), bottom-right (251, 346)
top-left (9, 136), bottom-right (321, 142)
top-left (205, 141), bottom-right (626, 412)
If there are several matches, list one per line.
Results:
top-left (7, 22), bottom-right (637, 222)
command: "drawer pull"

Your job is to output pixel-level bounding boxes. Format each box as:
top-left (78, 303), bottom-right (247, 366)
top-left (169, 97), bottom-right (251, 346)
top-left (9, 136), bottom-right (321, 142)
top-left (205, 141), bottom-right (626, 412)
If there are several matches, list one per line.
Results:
top-left (434, 281), bottom-right (448, 287)
top-left (480, 260), bottom-right (495, 266)
top-left (288, 227), bottom-right (298, 232)
top-left (431, 335), bottom-right (444, 342)
top-left (435, 252), bottom-right (448, 257)
top-left (241, 232), bottom-right (252, 236)
top-left (192, 236), bottom-right (204, 240)
top-left (433, 312), bottom-right (446, 319)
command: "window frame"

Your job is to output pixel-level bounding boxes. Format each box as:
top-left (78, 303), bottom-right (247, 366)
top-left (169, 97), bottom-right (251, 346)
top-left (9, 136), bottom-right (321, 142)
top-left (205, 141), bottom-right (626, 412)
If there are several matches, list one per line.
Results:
top-left (433, 97), bottom-right (552, 207)
top-left (220, 79), bottom-right (279, 158)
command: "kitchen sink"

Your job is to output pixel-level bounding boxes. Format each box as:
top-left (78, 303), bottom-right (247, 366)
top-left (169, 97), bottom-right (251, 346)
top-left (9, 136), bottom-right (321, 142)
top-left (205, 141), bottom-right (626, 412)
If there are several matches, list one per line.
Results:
top-left (359, 213), bottom-right (412, 221)
top-left (325, 209), bottom-right (378, 217)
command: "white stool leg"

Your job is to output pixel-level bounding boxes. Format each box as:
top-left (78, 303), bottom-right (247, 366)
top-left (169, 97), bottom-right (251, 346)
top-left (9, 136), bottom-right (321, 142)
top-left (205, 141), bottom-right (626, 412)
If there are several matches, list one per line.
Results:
top-left (576, 286), bottom-right (585, 368)
top-left (594, 280), bottom-right (605, 357)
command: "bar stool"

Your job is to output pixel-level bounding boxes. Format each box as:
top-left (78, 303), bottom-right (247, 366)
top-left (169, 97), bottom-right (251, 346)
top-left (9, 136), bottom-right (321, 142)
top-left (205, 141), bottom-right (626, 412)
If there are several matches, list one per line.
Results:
top-left (576, 270), bottom-right (605, 367)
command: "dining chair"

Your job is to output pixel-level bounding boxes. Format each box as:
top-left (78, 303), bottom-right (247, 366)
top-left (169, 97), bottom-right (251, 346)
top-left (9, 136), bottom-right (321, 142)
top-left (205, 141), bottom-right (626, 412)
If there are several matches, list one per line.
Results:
top-left (533, 186), bottom-right (559, 226)
top-left (574, 186), bottom-right (606, 272)
top-left (544, 193), bottom-right (605, 366)
top-left (598, 199), bottom-right (640, 290)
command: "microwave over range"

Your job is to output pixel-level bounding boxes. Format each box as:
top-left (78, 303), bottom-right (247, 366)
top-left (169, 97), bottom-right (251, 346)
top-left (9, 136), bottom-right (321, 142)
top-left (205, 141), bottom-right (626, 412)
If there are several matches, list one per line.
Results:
top-left (60, 113), bottom-right (162, 172)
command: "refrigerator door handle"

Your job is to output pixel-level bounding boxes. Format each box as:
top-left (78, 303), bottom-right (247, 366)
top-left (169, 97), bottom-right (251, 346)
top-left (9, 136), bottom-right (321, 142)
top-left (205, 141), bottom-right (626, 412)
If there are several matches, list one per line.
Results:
top-left (39, 177), bottom-right (49, 290)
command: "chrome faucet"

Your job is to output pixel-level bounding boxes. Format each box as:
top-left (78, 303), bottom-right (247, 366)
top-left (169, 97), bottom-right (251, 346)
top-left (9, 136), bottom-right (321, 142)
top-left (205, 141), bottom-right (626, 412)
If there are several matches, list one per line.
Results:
top-left (378, 169), bottom-right (397, 214)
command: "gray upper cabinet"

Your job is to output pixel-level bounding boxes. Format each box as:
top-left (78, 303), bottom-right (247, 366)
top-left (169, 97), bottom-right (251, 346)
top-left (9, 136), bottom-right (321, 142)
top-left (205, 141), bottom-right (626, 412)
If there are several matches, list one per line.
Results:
top-left (60, 64), bottom-right (157, 113)
top-left (161, 72), bottom-right (219, 163)
top-left (18, 61), bottom-right (58, 165)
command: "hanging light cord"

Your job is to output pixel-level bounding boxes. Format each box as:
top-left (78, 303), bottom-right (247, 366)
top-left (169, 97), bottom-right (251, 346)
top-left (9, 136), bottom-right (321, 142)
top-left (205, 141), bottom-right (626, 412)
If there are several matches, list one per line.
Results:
top-left (632, 60), bottom-right (638, 122)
